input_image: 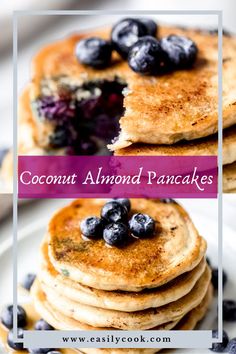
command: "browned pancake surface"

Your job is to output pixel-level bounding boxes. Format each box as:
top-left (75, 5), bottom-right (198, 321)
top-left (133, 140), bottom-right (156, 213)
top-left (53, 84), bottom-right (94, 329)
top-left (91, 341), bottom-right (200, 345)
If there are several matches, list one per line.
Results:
top-left (48, 199), bottom-right (206, 291)
top-left (30, 26), bottom-right (236, 147)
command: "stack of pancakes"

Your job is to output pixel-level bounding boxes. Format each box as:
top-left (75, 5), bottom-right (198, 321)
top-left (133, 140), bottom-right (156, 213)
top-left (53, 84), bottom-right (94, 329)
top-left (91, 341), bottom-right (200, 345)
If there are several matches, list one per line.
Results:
top-left (31, 199), bottom-right (213, 353)
top-left (1, 24), bottom-right (236, 192)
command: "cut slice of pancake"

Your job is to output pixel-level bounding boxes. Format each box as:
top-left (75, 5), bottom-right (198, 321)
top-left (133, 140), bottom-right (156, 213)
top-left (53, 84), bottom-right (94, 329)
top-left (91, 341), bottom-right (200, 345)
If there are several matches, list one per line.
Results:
top-left (115, 125), bottom-right (236, 166)
top-left (30, 25), bottom-right (236, 150)
top-left (40, 266), bottom-right (211, 330)
top-left (40, 240), bottom-right (207, 312)
top-left (31, 279), bottom-right (212, 354)
top-left (48, 199), bottom-right (207, 291)
top-left (223, 161), bottom-right (236, 191)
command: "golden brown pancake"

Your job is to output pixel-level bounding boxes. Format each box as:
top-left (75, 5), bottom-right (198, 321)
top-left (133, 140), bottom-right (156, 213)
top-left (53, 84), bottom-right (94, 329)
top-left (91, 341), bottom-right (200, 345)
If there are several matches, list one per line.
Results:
top-left (17, 86), bottom-right (236, 165)
top-left (116, 125), bottom-right (236, 166)
top-left (31, 278), bottom-right (181, 332)
top-left (40, 240), bottom-right (207, 312)
top-left (31, 279), bottom-right (213, 354)
top-left (30, 25), bottom-right (236, 149)
top-left (39, 266), bottom-right (211, 330)
top-left (48, 199), bottom-right (207, 291)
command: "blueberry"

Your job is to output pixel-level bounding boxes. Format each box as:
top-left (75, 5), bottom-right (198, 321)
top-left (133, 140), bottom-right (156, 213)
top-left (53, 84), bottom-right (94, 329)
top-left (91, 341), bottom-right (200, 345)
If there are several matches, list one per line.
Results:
top-left (129, 213), bottom-right (155, 238)
top-left (36, 97), bottom-right (75, 122)
top-left (111, 18), bottom-right (148, 58)
top-left (206, 257), bottom-right (212, 267)
top-left (76, 138), bottom-right (98, 155)
top-left (160, 35), bottom-right (198, 68)
top-left (34, 319), bottom-right (54, 330)
top-left (7, 328), bottom-right (24, 350)
top-left (101, 201), bottom-right (128, 223)
top-left (227, 338), bottom-right (236, 354)
top-left (1, 305), bottom-right (27, 329)
top-left (139, 18), bottom-right (158, 36)
top-left (208, 28), bottom-right (231, 37)
top-left (80, 216), bottom-right (104, 238)
top-left (223, 300), bottom-right (236, 321)
top-left (94, 113), bottom-right (120, 141)
top-left (103, 222), bottom-right (128, 246)
top-left (210, 330), bottom-right (229, 352)
top-left (114, 198), bottom-right (131, 212)
top-left (49, 125), bottom-right (75, 148)
top-left (76, 37), bottom-right (112, 68)
top-left (29, 349), bottom-right (54, 354)
top-left (21, 273), bottom-right (36, 291)
top-left (160, 198), bottom-right (175, 203)
top-left (211, 268), bottom-right (228, 290)
top-left (128, 36), bottom-right (169, 75)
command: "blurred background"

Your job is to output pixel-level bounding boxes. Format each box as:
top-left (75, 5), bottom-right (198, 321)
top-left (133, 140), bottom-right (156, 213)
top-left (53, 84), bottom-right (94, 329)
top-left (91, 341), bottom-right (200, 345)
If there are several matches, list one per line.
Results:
top-left (0, 0), bottom-right (235, 152)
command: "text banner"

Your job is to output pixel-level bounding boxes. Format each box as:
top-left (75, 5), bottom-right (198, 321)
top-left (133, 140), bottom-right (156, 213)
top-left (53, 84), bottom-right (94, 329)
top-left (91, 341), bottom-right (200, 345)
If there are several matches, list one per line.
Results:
top-left (18, 156), bottom-right (218, 198)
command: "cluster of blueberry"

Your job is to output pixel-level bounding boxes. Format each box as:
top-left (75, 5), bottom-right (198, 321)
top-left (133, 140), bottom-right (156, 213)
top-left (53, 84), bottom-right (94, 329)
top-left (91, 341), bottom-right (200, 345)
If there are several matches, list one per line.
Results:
top-left (80, 198), bottom-right (155, 246)
top-left (76, 17), bottom-right (198, 75)
top-left (0, 274), bottom-right (59, 353)
top-left (207, 258), bottom-right (236, 353)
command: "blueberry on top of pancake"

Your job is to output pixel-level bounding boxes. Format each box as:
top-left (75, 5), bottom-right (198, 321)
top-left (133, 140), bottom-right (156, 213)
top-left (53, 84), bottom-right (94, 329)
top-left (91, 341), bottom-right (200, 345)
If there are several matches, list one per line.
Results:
top-left (29, 23), bottom-right (236, 153)
top-left (48, 199), bottom-right (206, 291)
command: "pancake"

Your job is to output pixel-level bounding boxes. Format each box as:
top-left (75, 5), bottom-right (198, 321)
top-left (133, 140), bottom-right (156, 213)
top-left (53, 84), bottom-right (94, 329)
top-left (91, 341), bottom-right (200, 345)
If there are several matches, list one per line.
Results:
top-left (115, 125), bottom-right (236, 166)
top-left (223, 161), bottom-right (236, 191)
top-left (31, 280), bottom-right (212, 354)
top-left (40, 240), bottom-right (207, 312)
top-left (18, 87), bottom-right (67, 155)
top-left (17, 86), bottom-right (236, 163)
top-left (79, 285), bottom-right (213, 354)
top-left (172, 283), bottom-right (213, 330)
top-left (30, 25), bottom-right (236, 149)
top-left (31, 279), bottom-right (180, 332)
top-left (48, 199), bottom-right (207, 291)
top-left (40, 266), bottom-right (211, 330)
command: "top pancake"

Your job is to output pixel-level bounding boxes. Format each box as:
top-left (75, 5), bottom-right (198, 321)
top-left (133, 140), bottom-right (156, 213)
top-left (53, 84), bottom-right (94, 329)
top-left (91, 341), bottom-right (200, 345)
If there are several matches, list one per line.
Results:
top-left (30, 24), bottom-right (236, 148)
top-left (48, 199), bottom-right (206, 291)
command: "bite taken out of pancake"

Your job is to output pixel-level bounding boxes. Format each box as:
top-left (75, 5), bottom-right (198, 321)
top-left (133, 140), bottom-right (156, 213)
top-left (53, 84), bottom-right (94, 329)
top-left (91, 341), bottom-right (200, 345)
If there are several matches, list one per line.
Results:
top-left (30, 25), bottom-right (236, 150)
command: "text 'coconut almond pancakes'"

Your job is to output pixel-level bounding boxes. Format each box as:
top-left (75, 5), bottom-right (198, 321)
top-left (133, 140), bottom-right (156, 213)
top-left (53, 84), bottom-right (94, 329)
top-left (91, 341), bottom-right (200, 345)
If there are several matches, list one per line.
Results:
top-left (31, 199), bottom-right (213, 353)
top-left (1, 18), bottom-right (236, 193)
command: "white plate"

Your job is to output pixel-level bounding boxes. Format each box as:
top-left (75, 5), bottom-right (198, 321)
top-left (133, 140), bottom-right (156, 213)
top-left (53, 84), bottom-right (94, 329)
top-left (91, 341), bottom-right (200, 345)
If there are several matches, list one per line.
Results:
top-left (0, 213), bottom-right (236, 353)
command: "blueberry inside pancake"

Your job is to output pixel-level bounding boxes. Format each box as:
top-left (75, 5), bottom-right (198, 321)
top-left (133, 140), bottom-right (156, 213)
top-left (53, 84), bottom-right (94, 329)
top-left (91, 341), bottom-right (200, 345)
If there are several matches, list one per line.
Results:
top-left (33, 79), bottom-right (126, 155)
